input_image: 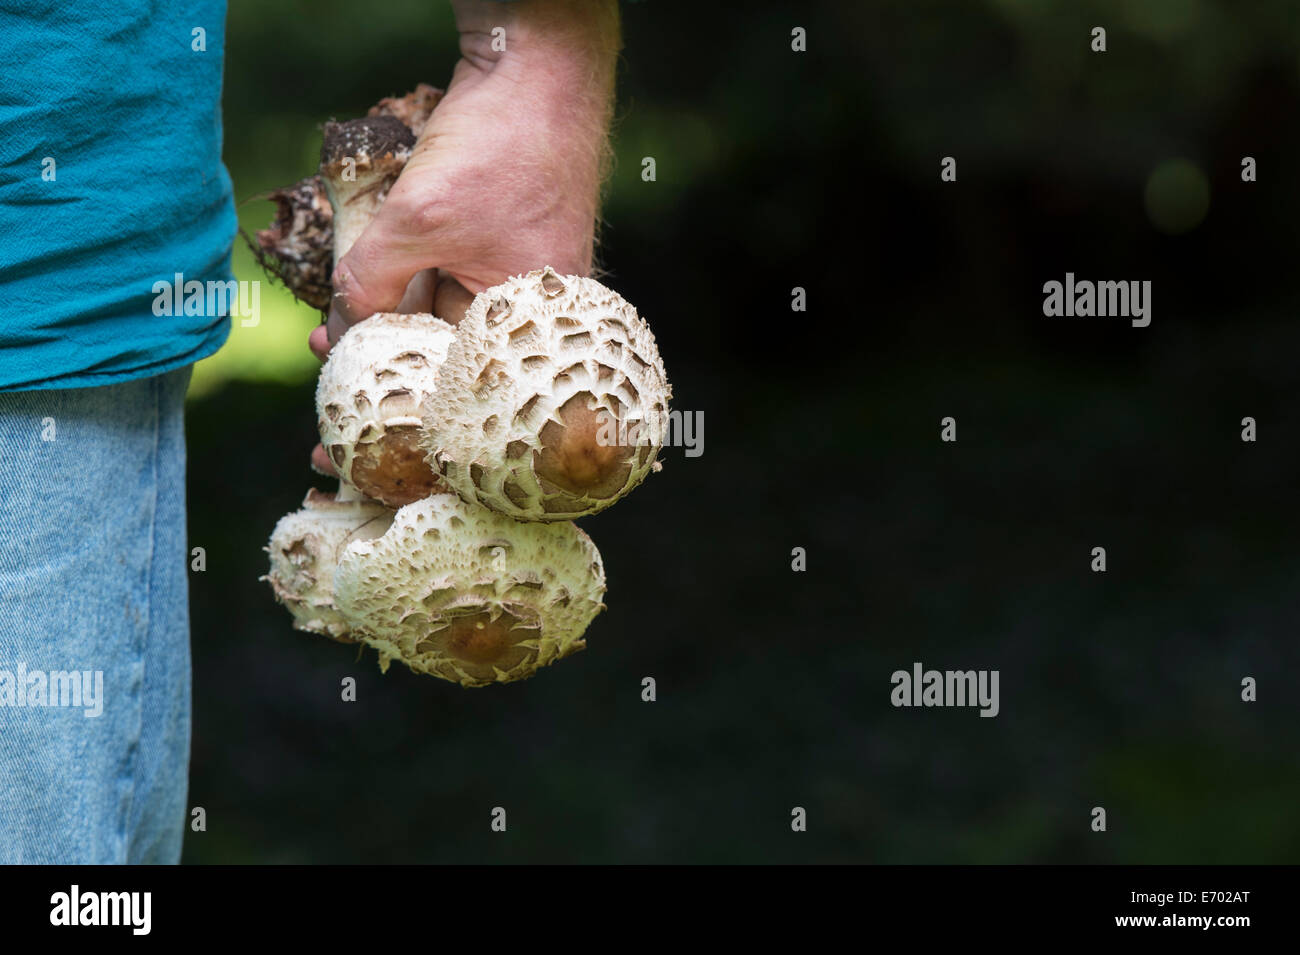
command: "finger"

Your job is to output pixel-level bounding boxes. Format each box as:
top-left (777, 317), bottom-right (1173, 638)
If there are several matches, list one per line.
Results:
top-left (308, 323), bottom-right (331, 362)
top-left (395, 268), bottom-right (438, 314)
top-left (433, 271), bottom-right (476, 325)
top-left (310, 442), bottom-right (337, 477)
top-left (322, 269), bottom-right (439, 355)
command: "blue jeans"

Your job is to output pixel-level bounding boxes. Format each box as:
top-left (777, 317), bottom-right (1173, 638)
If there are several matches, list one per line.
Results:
top-left (0, 367), bottom-right (192, 863)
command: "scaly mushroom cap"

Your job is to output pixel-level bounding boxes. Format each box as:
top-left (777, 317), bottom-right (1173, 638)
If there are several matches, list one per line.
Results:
top-left (334, 494), bottom-right (606, 686)
top-left (317, 312), bottom-right (457, 508)
top-left (319, 115), bottom-right (415, 261)
top-left (263, 488), bottom-right (395, 642)
top-left (422, 267), bottom-right (671, 521)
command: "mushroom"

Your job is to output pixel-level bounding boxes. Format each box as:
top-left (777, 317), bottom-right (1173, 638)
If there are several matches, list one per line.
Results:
top-left (334, 493), bottom-right (606, 686)
top-left (422, 267), bottom-right (672, 521)
top-left (316, 312), bottom-right (458, 507)
top-left (319, 114), bottom-right (416, 264)
top-left (245, 85), bottom-right (442, 311)
top-left (263, 488), bottom-right (395, 642)
top-left (257, 90), bottom-right (664, 687)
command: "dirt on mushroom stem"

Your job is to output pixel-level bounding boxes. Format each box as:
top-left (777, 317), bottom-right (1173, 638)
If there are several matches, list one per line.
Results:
top-left (246, 175), bottom-right (334, 311)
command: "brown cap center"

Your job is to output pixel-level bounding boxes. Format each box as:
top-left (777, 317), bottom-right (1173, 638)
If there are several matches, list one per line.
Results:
top-left (534, 392), bottom-right (634, 503)
top-left (348, 425), bottom-right (446, 507)
top-left (415, 608), bottom-right (541, 682)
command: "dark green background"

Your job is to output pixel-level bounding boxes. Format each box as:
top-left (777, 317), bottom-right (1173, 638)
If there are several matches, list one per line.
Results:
top-left (184, 0), bottom-right (1300, 862)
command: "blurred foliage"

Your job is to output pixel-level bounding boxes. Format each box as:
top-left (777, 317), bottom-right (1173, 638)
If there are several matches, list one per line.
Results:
top-left (184, 0), bottom-right (1300, 863)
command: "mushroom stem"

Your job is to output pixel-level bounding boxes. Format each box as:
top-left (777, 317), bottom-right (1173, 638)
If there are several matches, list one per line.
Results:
top-left (334, 481), bottom-right (367, 503)
top-left (319, 115), bottom-right (416, 266)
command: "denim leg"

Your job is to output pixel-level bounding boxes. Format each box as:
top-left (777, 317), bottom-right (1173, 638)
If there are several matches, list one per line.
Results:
top-left (0, 366), bottom-right (192, 864)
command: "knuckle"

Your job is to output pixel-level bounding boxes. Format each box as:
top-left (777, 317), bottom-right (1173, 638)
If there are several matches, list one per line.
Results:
top-left (394, 186), bottom-right (453, 237)
top-left (331, 260), bottom-right (361, 300)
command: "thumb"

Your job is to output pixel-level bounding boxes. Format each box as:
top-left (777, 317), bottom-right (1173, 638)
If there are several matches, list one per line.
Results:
top-left (326, 203), bottom-right (439, 344)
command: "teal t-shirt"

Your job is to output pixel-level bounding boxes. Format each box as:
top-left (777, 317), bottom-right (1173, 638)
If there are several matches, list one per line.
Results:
top-left (0, 1), bottom-right (235, 391)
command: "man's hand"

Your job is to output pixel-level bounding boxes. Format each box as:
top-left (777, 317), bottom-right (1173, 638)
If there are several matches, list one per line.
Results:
top-left (307, 0), bottom-right (620, 365)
